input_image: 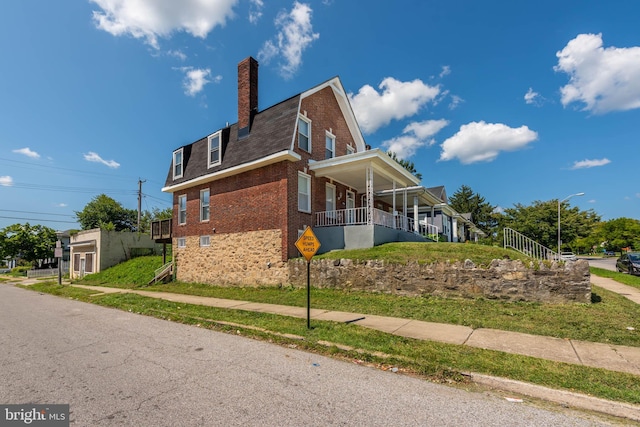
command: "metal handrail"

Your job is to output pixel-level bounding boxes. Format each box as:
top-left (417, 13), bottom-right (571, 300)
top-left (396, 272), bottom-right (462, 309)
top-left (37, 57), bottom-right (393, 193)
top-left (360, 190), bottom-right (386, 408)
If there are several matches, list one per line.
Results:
top-left (503, 227), bottom-right (556, 261)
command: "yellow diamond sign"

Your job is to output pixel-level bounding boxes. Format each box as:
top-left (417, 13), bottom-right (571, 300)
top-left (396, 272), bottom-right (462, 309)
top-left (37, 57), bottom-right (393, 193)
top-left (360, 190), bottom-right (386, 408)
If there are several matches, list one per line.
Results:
top-left (295, 226), bottom-right (321, 262)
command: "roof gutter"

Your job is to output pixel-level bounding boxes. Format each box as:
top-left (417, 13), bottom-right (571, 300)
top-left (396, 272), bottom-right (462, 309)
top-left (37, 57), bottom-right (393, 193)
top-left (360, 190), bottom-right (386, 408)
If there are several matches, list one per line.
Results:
top-left (161, 149), bottom-right (301, 193)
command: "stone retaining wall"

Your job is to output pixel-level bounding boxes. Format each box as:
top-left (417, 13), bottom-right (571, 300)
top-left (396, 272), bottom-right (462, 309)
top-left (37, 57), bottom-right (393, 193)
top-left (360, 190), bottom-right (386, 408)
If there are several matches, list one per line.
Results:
top-left (174, 230), bottom-right (288, 286)
top-left (288, 258), bottom-right (591, 303)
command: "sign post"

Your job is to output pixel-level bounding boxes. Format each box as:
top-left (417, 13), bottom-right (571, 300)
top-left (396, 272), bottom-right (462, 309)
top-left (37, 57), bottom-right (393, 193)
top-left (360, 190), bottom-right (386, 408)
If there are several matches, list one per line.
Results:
top-left (294, 226), bottom-right (321, 329)
top-left (54, 240), bottom-right (63, 285)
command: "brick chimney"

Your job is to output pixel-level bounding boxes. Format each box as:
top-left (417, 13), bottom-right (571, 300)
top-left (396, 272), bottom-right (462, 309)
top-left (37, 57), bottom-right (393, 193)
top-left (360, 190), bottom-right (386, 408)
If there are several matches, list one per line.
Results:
top-left (238, 57), bottom-right (258, 138)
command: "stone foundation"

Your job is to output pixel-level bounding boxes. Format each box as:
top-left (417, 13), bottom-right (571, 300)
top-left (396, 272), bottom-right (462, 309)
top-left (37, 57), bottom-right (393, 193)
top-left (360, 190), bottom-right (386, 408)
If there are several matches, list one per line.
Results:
top-left (174, 230), bottom-right (288, 286)
top-left (288, 258), bottom-right (591, 303)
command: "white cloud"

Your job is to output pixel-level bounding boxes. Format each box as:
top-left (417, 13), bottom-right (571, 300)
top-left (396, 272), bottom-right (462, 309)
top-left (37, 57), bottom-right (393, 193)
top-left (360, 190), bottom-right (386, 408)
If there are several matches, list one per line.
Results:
top-left (257, 2), bottom-right (319, 79)
top-left (439, 121), bottom-right (538, 164)
top-left (448, 94), bottom-right (464, 110)
top-left (167, 49), bottom-right (187, 60)
top-left (12, 147), bottom-right (40, 158)
top-left (83, 152), bottom-right (120, 169)
top-left (177, 67), bottom-right (220, 96)
top-left (0, 176), bottom-right (14, 187)
top-left (90, 0), bottom-right (237, 49)
top-left (56, 203), bottom-right (68, 208)
top-left (555, 33), bottom-right (640, 114)
top-left (571, 158), bottom-right (611, 169)
top-left (403, 119), bottom-right (449, 142)
top-left (439, 65), bottom-right (451, 78)
top-left (249, 0), bottom-right (264, 24)
top-left (382, 119), bottom-right (449, 159)
top-left (524, 87), bottom-right (541, 105)
top-left (349, 78), bottom-right (441, 134)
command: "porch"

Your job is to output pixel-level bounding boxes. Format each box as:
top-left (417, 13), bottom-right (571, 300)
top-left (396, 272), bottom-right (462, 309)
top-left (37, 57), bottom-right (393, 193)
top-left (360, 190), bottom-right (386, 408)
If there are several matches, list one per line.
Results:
top-left (309, 149), bottom-right (443, 252)
top-left (315, 206), bottom-right (439, 237)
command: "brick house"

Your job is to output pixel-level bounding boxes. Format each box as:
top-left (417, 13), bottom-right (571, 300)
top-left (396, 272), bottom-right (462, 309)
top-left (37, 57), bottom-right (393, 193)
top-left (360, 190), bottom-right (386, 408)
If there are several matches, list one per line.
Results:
top-left (160, 57), bottom-right (447, 285)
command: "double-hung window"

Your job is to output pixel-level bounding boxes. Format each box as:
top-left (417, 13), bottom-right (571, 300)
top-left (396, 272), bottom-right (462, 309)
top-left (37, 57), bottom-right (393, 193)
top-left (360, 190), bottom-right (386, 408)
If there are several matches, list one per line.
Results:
top-left (346, 145), bottom-right (355, 155)
top-left (208, 132), bottom-right (221, 168)
top-left (325, 131), bottom-right (335, 159)
top-left (298, 172), bottom-right (311, 213)
top-left (173, 148), bottom-right (183, 179)
top-left (200, 189), bottom-right (210, 222)
top-left (178, 194), bottom-right (187, 225)
top-left (298, 116), bottom-right (311, 152)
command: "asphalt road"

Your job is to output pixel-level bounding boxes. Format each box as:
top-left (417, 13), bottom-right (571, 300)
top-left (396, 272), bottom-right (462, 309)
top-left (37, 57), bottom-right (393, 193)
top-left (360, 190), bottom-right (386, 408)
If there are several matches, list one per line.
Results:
top-left (583, 256), bottom-right (618, 272)
top-left (0, 285), bottom-right (612, 426)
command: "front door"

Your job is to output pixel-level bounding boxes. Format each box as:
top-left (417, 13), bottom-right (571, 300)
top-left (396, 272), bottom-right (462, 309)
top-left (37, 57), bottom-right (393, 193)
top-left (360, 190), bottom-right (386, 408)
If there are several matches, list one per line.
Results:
top-left (346, 191), bottom-right (355, 223)
top-left (80, 257), bottom-right (86, 278)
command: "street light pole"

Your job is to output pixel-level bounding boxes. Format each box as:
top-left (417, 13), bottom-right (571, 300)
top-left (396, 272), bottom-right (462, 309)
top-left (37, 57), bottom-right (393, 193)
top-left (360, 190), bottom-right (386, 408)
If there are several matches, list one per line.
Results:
top-left (557, 192), bottom-right (585, 257)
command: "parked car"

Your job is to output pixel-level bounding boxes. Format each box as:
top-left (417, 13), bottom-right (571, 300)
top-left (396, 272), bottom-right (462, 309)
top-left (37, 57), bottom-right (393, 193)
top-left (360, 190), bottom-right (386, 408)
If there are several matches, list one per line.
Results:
top-left (616, 252), bottom-right (640, 276)
top-left (604, 250), bottom-right (615, 256)
top-left (560, 252), bottom-right (577, 261)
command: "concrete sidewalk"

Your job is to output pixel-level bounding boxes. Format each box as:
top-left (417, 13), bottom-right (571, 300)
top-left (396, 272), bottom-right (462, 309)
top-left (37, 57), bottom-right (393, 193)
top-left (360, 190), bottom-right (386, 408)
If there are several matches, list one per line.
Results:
top-left (68, 276), bottom-right (640, 377)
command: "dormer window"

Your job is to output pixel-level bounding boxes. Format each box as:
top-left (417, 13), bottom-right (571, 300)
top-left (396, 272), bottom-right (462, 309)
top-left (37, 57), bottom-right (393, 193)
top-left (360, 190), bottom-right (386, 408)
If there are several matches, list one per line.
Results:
top-left (298, 116), bottom-right (311, 152)
top-left (173, 148), bottom-right (183, 180)
top-left (208, 132), bottom-right (222, 168)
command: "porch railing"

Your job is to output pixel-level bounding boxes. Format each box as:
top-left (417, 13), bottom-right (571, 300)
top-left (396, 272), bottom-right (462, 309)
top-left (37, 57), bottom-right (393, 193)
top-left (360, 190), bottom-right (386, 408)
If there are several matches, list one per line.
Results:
top-left (315, 207), bottom-right (439, 238)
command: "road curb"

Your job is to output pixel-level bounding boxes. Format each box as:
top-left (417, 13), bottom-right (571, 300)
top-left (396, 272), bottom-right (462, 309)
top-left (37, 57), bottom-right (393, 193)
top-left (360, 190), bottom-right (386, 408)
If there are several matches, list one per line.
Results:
top-left (467, 372), bottom-right (640, 422)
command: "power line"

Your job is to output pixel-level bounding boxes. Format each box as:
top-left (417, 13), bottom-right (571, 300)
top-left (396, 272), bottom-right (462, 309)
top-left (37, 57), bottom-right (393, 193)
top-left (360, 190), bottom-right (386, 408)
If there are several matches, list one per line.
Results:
top-left (0, 157), bottom-right (139, 183)
top-left (0, 209), bottom-right (75, 218)
top-left (0, 215), bottom-right (78, 224)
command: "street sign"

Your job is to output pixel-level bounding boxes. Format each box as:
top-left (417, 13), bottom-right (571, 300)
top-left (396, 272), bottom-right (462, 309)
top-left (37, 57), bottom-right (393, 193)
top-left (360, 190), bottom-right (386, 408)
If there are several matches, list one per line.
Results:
top-left (295, 226), bottom-right (321, 262)
top-left (294, 226), bottom-right (320, 329)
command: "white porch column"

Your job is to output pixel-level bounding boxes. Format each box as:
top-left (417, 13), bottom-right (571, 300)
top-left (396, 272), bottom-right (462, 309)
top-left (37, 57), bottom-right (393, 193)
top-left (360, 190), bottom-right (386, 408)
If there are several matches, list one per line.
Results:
top-left (366, 166), bottom-right (373, 225)
top-left (403, 188), bottom-right (407, 231)
top-left (413, 196), bottom-right (419, 233)
top-left (392, 181), bottom-right (396, 229)
top-left (452, 217), bottom-right (459, 242)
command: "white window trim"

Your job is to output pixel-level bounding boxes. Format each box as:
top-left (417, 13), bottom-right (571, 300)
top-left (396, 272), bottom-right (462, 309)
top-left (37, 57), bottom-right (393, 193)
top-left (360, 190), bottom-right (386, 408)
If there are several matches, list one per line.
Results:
top-left (200, 189), bottom-right (210, 222)
top-left (298, 171), bottom-right (311, 213)
top-left (177, 237), bottom-right (186, 248)
top-left (325, 130), bottom-right (335, 159)
top-left (178, 194), bottom-right (187, 225)
top-left (200, 235), bottom-right (210, 247)
top-left (173, 148), bottom-right (184, 180)
top-left (346, 144), bottom-right (355, 155)
top-left (207, 131), bottom-right (222, 168)
top-left (298, 115), bottom-right (311, 153)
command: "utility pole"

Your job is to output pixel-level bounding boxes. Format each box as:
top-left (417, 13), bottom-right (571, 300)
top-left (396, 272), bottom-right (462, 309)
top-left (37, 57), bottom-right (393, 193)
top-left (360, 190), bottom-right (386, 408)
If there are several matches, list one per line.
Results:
top-left (138, 179), bottom-right (146, 232)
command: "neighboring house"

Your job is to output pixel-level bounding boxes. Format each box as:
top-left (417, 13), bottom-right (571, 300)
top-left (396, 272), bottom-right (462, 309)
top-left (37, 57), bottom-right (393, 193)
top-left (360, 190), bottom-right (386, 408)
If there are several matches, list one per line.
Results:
top-left (160, 57), bottom-right (479, 286)
top-left (69, 228), bottom-right (160, 279)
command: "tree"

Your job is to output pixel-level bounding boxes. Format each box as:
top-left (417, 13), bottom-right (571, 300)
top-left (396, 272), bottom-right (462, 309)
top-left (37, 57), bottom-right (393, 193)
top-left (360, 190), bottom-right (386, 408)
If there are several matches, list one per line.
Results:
top-left (0, 223), bottom-right (57, 267)
top-left (75, 194), bottom-right (138, 232)
top-left (498, 200), bottom-right (600, 251)
top-left (593, 218), bottom-right (640, 252)
top-left (387, 152), bottom-right (422, 180)
top-left (448, 185), bottom-right (497, 236)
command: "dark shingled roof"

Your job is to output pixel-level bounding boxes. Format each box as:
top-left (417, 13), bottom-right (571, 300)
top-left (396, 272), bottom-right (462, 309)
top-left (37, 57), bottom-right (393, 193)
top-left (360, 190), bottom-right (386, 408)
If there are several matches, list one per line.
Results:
top-left (165, 94), bottom-right (300, 187)
top-left (426, 186), bottom-right (448, 203)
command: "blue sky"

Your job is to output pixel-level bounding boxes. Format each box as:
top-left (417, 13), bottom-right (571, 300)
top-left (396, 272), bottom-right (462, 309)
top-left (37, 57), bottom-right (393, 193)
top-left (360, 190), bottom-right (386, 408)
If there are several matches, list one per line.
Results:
top-left (1, 0), bottom-right (639, 232)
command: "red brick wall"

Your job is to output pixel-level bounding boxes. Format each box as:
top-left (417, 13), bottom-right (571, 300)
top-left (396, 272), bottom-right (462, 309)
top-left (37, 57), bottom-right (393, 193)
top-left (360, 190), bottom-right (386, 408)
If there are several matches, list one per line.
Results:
top-left (284, 86), bottom-right (361, 258)
top-left (172, 162), bottom-right (289, 259)
top-left (173, 85), bottom-right (359, 262)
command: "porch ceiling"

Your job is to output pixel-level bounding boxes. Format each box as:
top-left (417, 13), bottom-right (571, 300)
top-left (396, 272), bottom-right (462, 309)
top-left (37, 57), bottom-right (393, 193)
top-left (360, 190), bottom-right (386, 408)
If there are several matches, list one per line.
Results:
top-left (309, 148), bottom-right (419, 193)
